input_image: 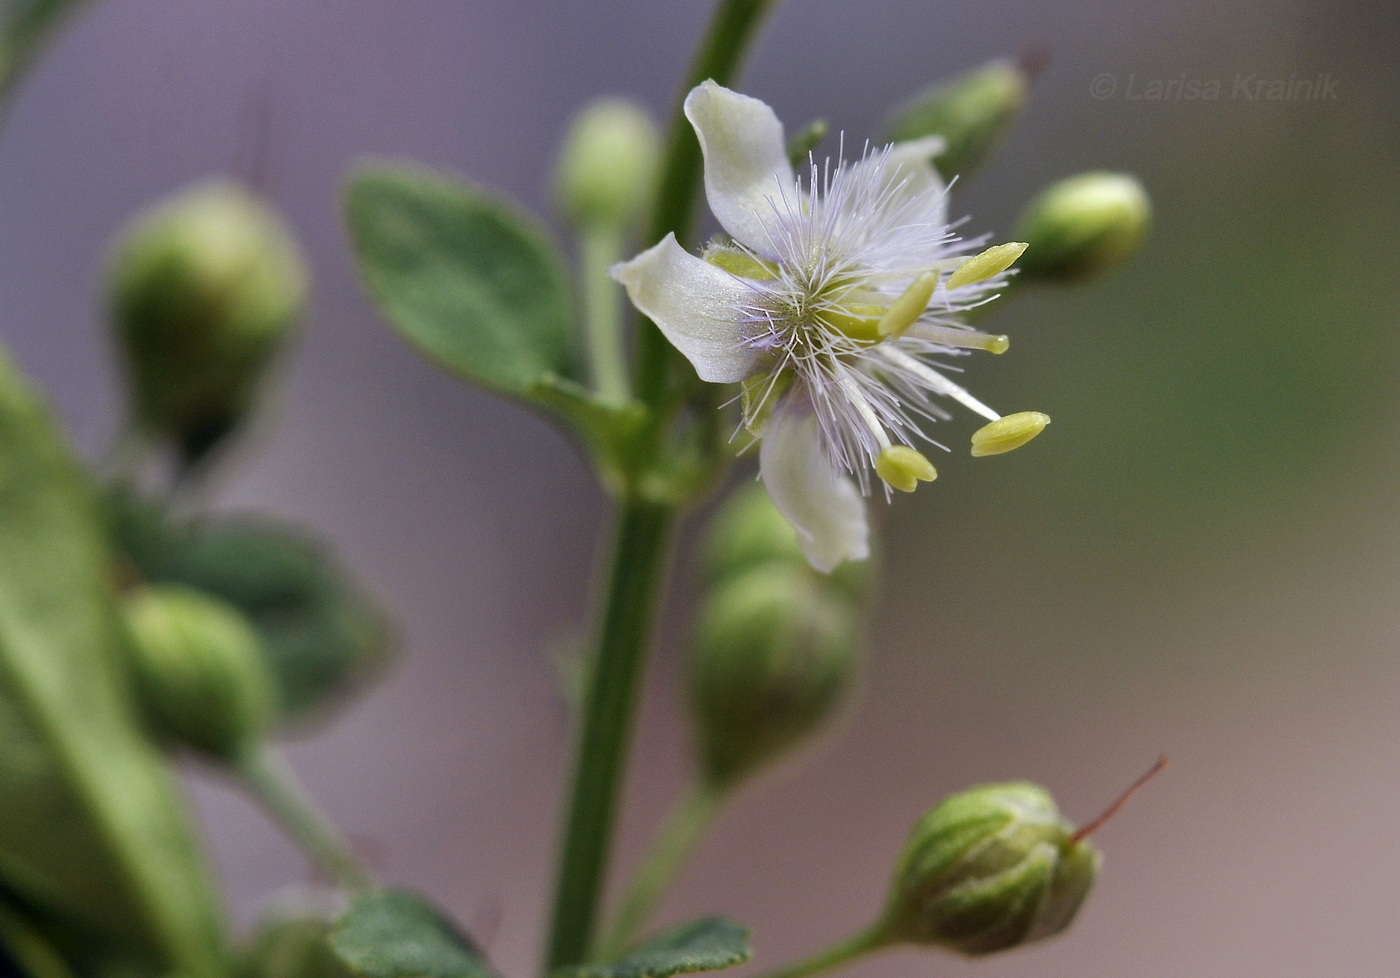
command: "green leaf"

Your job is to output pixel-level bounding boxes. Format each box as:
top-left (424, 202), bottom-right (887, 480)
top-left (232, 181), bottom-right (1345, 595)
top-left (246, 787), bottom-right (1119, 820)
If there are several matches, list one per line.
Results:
top-left (106, 489), bottom-right (391, 723)
top-left (0, 346), bottom-right (225, 978)
top-left (564, 918), bottom-right (751, 978)
top-left (528, 373), bottom-right (648, 488)
top-left (0, 0), bottom-right (95, 100)
top-left (345, 164), bottom-right (578, 399)
top-left (330, 891), bottom-right (497, 978)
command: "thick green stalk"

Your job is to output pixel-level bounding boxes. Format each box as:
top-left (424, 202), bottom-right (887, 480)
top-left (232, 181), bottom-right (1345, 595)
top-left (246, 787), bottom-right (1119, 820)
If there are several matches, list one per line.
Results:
top-left (234, 745), bottom-right (372, 894)
top-left (634, 0), bottom-right (780, 407)
top-left (545, 501), bottom-right (675, 970)
top-left (545, 2), bottom-right (781, 970)
top-left (597, 779), bottom-right (726, 959)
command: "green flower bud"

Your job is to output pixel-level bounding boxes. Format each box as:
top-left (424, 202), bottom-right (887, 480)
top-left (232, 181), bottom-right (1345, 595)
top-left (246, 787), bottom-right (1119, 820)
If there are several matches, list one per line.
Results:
top-left (555, 98), bottom-right (659, 227)
top-left (702, 483), bottom-right (871, 600)
top-left (108, 179), bottom-right (308, 460)
top-left (688, 566), bottom-right (859, 787)
top-left (1013, 172), bottom-right (1151, 282)
top-left (122, 584), bottom-right (277, 760)
top-left (881, 782), bottom-right (1099, 956)
top-left (885, 59), bottom-right (1030, 180)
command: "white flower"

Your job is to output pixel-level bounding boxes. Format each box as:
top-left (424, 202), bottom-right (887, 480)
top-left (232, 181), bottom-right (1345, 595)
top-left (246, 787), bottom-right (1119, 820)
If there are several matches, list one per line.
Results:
top-left (613, 81), bottom-right (1046, 572)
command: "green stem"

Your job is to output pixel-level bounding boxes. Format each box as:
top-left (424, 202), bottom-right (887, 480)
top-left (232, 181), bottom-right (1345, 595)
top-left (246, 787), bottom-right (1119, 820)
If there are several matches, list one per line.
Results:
top-left (234, 744), bottom-right (372, 893)
top-left (597, 779), bottom-right (726, 959)
top-left (580, 223), bottom-right (630, 403)
top-left (545, 501), bottom-right (676, 970)
top-left (746, 926), bottom-right (893, 978)
top-left (634, 0), bottom-right (780, 408)
top-left (545, 3), bottom-right (781, 969)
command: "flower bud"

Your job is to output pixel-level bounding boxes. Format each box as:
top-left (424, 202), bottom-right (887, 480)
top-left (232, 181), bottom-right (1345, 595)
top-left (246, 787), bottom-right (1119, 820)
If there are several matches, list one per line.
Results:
top-left (555, 98), bottom-right (660, 228)
top-left (1013, 172), bottom-right (1151, 283)
top-left (108, 179), bottom-right (308, 460)
top-left (881, 782), bottom-right (1099, 956)
top-left (122, 584), bottom-right (277, 760)
top-left (702, 483), bottom-right (870, 600)
top-left (688, 566), bottom-right (859, 787)
top-left (885, 59), bottom-right (1029, 180)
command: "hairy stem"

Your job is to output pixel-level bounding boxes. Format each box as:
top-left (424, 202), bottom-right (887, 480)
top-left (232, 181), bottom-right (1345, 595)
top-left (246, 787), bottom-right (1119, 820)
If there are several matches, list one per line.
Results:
top-left (597, 779), bottom-right (726, 959)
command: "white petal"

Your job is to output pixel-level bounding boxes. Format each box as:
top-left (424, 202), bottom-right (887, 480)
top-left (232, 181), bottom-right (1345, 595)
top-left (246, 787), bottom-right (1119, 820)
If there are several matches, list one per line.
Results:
top-left (611, 233), bottom-right (758, 384)
top-left (684, 80), bottom-right (795, 258)
top-left (759, 405), bottom-right (869, 573)
top-left (858, 136), bottom-right (949, 226)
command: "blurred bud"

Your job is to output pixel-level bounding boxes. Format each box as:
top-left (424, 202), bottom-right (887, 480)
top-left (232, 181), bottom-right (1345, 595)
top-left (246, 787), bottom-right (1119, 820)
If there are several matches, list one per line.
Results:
top-left (702, 482), bottom-right (871, 599)
top-left (881, 782), bottom-right (1099, 956)
top-left (108, 179), bottom-right (308, 461)
top-left (122, 584), bottom-right (277, 760)
top-left (555, 98), bottom-right (660, 228)
top-left (1013, 172), bottom-right (1151, 282)
top-left (885, 59), bottom-right (1030, 180)
top-left (688, 566), bottom-right (859, 787)
top-left (702, 482), bottom-right (804, 584)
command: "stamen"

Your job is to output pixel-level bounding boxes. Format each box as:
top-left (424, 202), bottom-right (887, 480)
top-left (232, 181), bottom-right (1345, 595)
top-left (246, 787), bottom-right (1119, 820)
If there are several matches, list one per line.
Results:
top-left (821, 304), bottom-right (884, 342)
top-left (970, 411), bottom-right (1051, 456)
top-left (740, 370), bottom-right (792, 434)
top-left (875, 445), bottom-right (937, 492)
top-left (704, 244), bottom-right (780, 280)
top-left (946, 241), bottom-right (1028, 290)
top-left (879, 347), bottom-right (1002, 421)
top-left (877, 271), bottom-right (940, 338)
top-left (907, 323), bottom-right (1010, 354)
top-left (838, 375), bottom-right (892, 450)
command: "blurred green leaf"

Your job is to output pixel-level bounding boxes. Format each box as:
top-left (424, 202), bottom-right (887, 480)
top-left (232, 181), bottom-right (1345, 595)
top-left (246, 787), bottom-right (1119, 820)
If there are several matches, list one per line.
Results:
top-left (345, 164), bottom-right (578, 400)
top-left (0, 891), bottom-right (75, 978)
top-left (0, 0), bottom-right (94, 101)
top-left (330, 891), bottom-right (497, 978)
top-left (0, 346), bottom-right (225, 978)
top-left (563, 918), bottom-right (751, 978)
top-left (106, 489), bottom-right (391, 724)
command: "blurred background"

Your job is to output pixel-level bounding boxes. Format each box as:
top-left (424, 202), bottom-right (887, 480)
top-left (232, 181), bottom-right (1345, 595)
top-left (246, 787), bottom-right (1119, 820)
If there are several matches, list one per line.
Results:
top-left (4, 0), bottom-right (1400, 975)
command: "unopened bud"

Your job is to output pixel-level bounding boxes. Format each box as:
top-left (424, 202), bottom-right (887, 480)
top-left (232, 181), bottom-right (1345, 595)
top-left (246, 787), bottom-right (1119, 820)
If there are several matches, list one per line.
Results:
top-left (702, 482), bottom-right (805, 585)
top-left (108, 179), bottom-right (307, 460)
top-left (881, 782), bottom-right (1099, 956)
top-left (1013, 172), bottom-right (1151, 282)
top-left (885, 60), bottom-right (1030, 180)
top-left (555, 98), bottom-right (660, 227)
top-left (688, 566), bottom-right (858, 787)
top-left (122, 584), bottom-right (276, 760)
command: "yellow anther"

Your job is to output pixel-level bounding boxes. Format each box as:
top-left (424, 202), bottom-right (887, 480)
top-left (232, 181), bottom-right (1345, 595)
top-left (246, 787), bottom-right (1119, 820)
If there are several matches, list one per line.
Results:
top-left (985, 334), bottom-right (1011, 355)
top-left (970, 411), bottom-right (1050, 457)
top-left (875, 445), bottom-right (938, 492)
top-left (946, 241), bottom-right (1029, 290)
top-left (877, 271), bottom-right (940, 338)
top-left (821, 304), bottom-right (884, 342)
top-left (704, 245), bottom-right (779, 280)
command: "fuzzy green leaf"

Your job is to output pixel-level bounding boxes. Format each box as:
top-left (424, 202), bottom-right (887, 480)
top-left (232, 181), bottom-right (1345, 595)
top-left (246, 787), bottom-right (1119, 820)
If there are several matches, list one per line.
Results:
top-left (0, 347), bottom-right (224, 978)
top-left (345, 164), bottom-right (578, 399)
top-left (563, 919), bottom-right (751, 978)
top-left (330, 891), bottom-right (497, 978)
top-left (106, 489), bottom-right (390, 724)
